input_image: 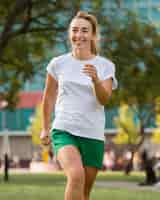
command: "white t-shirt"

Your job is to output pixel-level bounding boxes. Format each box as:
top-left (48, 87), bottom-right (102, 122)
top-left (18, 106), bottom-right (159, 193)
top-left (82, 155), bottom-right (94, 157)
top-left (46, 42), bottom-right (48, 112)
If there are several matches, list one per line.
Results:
top-left (46, 53), bottom-right (117, 141)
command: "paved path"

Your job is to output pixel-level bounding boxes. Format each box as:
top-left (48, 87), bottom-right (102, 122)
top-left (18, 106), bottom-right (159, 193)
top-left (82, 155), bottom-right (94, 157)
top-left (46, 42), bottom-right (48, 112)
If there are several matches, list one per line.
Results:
top-left (1, 168), bottom-right (160, 191)
top-left (95, 181), bottom-right (160, 192)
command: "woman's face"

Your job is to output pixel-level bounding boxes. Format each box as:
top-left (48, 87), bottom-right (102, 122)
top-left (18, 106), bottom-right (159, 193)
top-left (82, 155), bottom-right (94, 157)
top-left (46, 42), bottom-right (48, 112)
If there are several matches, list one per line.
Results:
top-left (69, 18), bottom-right (94, 52)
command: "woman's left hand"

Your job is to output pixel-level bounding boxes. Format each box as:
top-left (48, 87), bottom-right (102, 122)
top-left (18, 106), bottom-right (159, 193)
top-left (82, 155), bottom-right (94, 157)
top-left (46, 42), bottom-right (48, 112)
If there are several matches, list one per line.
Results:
top-left (83, 64), bottom-right (100, 84)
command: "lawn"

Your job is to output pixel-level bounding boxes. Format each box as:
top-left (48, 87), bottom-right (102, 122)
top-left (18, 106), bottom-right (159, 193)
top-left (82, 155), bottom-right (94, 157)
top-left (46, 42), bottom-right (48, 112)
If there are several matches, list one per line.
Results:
top-left (0, 171), bottom-right (159, 200)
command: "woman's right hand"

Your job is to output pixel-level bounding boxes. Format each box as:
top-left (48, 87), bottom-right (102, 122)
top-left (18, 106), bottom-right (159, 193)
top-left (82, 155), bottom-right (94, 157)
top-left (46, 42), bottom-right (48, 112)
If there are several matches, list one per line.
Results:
top-left (40, 130), bottom-right (51, 146)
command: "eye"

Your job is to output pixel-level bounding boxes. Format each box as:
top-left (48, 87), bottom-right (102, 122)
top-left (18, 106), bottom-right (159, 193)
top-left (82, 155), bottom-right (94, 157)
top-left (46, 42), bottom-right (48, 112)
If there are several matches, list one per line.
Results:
top-left (82, 28), bottom-right (89, 33)
top-left (72, 29), bottom-right (78, 32)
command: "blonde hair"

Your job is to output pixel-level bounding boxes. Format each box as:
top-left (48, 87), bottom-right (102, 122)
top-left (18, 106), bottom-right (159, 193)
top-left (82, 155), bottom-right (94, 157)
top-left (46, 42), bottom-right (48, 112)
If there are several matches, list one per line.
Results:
top-left (70, 11), bottom-right (99, 55)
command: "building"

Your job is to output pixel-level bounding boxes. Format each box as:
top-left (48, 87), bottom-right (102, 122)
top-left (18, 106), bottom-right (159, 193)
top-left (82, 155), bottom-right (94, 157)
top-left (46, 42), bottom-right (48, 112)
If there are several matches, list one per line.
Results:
top-left (0, 92), bottom-right (43, 165)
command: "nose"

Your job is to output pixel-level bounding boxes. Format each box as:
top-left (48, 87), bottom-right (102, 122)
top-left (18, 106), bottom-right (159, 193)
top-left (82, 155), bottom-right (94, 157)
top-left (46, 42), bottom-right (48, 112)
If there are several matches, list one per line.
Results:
top-left (75, 30), bottom-right (83, 38)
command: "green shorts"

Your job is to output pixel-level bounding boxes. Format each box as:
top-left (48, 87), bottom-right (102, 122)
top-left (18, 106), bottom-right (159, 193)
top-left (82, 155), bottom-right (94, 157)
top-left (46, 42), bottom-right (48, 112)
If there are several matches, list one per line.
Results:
top-left (51, 129), bottom-right (104, 169)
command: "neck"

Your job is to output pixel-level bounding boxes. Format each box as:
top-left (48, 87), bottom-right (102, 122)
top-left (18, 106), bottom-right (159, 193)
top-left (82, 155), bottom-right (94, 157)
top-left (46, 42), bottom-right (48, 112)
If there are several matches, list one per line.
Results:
top-left (72, 49), bottom-right (95, 60)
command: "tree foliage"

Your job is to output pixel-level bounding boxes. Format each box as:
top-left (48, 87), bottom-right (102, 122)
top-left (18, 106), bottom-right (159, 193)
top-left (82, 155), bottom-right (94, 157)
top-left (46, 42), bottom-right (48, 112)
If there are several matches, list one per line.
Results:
top-left (1, 0), bottom-right (160, 115)
top-left (114, 103), bottom-right (140, 145)
top-left (0, 0), bottom-right (82, 108)
top-left (93, 3), bottom-right (160, 150)
top-left (98, 13), bottom-right (160, 106)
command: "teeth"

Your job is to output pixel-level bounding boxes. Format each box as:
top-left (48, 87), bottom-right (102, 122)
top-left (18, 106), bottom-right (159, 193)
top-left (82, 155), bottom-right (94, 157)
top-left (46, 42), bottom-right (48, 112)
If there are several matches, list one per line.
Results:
top-left (74, 40), bottom-right (85, 42)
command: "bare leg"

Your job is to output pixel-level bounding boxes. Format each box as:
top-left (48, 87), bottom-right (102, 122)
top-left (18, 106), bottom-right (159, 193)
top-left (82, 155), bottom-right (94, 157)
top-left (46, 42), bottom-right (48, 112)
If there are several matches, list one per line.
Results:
top-left (83, 167), bottom-right (98, 200)
top-left (57, 145), bottom-right (85, 200)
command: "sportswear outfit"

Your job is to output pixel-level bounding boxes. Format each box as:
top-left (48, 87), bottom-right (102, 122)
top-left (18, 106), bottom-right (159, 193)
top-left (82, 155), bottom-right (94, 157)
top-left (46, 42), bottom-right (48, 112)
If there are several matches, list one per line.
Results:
top-left (46, 53), bottom-right (117, 168)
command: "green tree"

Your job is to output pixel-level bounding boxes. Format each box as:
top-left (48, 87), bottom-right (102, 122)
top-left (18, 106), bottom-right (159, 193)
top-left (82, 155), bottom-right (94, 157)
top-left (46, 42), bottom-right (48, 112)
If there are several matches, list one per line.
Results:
top-left (98, 8), bottom-right (160, 149)
top-left (0, 0), bottom-right (82, 108)
top-left (1, 0), bottom-right (160, 143)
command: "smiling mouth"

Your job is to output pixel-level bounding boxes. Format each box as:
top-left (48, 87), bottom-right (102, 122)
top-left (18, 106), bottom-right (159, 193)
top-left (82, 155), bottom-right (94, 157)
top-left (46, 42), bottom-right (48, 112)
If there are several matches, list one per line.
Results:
top-left (73, 38), bottom-right (86, 42)
top-left (74, 40), bottom-right (86, 44)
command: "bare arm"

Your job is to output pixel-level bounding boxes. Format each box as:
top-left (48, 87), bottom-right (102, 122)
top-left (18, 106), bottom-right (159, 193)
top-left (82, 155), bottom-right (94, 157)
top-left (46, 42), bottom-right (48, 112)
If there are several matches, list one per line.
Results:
top-left (41, 73), bottom-right (58, 134)
top-left (83, 64), bottom-right (113, 106)
top-left (93, 78), bottom-right (112, 106)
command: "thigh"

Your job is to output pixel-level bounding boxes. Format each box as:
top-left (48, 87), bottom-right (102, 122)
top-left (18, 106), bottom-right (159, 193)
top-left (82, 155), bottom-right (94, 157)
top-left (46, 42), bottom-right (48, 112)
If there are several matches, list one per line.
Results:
top-left (57, 145), bottom-right (84, 177)
top-left (51, 129), bottom-right (84, 176)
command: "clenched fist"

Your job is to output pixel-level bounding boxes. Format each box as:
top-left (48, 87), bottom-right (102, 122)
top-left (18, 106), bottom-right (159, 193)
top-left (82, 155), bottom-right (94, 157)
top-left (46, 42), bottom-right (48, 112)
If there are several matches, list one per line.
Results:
top-left (82, 64), bottom-right (100, 84)
top-left (40, 130), bottom-right (51, 146)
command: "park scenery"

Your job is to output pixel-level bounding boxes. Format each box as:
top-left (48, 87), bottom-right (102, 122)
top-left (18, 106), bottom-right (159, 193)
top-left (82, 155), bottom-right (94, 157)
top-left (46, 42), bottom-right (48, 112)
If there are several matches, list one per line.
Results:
top-left (1, 1), bottom-right (160, 200)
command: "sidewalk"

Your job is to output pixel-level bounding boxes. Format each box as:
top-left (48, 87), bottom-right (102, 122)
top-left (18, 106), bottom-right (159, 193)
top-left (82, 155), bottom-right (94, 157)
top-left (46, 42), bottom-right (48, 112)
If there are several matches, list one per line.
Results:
top-left (1, 168), bottom-right (160, 191)
top-left (95, 180), bottom-right (160, 192)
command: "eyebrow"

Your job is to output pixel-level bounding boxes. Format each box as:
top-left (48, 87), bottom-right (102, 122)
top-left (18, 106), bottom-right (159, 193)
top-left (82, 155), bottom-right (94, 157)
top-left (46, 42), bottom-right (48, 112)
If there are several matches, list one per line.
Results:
top-left (72, 27), bottom-right (89, 30)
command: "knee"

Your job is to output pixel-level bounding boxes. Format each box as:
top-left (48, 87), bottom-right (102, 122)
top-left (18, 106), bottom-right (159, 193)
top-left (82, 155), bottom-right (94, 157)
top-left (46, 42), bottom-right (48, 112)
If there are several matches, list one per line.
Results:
top-left (68, 167), bottom-right (85, 187)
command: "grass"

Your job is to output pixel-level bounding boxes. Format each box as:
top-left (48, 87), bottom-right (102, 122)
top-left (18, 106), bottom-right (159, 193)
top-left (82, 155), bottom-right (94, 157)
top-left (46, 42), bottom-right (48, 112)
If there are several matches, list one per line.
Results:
top-left (0, 171), bottom-right (159, 200)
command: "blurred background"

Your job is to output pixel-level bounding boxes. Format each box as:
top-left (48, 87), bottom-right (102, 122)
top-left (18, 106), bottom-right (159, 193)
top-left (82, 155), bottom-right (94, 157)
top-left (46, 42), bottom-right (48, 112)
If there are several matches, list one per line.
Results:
top-left (0, 0), bottom-right (160, 177)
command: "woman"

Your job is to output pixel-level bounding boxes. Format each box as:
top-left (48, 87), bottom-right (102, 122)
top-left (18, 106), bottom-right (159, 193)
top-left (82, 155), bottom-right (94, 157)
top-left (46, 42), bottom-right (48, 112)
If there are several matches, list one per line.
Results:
top-left (40, 11), bottom-right (117, 200)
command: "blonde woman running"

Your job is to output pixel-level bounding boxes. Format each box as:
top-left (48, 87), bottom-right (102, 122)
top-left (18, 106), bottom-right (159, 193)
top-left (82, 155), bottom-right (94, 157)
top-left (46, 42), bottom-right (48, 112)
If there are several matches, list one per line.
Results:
top-left (40, 11), bottom-right (117, 200)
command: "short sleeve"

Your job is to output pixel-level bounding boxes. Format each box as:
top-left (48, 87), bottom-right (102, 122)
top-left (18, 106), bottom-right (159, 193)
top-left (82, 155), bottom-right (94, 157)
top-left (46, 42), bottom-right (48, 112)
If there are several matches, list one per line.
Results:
top-left (102, 63), bottom-right (118, 90)
top-left (46, 58), bottom-right (58, 81)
